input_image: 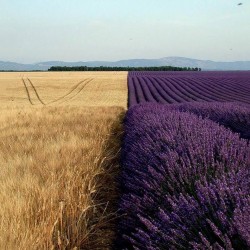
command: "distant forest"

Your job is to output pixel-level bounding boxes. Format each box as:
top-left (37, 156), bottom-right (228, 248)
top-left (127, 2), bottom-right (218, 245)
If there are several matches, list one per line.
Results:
top-left (48, 66), bottom-right (201, 71)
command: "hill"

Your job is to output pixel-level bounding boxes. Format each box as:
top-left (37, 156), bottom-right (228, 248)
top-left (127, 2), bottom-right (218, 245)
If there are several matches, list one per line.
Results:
top-left (1, 57), bottom-right (250, 71)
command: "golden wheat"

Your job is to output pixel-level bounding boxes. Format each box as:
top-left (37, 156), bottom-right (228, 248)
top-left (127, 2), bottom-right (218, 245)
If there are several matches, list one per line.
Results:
top-left (0, 72), bottom-right (127, 109)
top-left (0, 72), bottom-right (127, 249)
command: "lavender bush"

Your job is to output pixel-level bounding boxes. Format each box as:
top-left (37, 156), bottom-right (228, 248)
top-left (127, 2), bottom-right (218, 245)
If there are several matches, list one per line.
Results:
top-left (116, 104), bottom-right (250, 249)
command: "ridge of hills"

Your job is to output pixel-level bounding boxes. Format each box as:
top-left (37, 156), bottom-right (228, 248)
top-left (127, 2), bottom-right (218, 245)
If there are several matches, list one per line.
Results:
top-left (1, 57), bottom-right (250, 71)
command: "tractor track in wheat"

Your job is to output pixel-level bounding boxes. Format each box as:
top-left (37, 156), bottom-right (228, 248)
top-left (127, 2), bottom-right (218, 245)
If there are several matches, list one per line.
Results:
top-left (56, 78), bottom-right (93, 104)
top-left (47, 78), bottom-right (92, 104)
top-left (22, 78), bottom-right (34, 105)
top-left (21, 77), bottom-right (93, 106)
top-left (27, 78), bottom-right (45, 105)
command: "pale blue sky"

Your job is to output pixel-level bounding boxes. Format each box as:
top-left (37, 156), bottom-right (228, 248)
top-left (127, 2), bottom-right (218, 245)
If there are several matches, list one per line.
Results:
top-left (0, 0), bottom-right (249, 63)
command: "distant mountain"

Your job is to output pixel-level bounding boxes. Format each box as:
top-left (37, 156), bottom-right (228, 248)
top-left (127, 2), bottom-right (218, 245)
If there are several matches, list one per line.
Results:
top-left (1, 57), bottom-right (250, 71)
top-left (157, 57), bottom-right (250, 71)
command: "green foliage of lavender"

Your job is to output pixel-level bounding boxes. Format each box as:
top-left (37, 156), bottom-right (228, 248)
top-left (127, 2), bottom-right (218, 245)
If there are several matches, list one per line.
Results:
top-left (116, 104), bottom-right (250, 249)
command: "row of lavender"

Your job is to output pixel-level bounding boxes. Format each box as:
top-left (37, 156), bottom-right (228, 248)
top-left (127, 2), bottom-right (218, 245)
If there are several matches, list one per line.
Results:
top-left (166, 102), bottom-right (250, 140)
top-left (129, 71), bottom-right (250, 78)
top-left (116, 103), bottom-right (250, 249)
top-left (128, 71), bottom-right (250, 106)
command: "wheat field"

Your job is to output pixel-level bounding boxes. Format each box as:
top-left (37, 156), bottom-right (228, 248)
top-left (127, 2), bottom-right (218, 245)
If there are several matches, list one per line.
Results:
top-left (0, 72), bottom-right (127, 249)
top-left (0, 72), bottom-right (127, 108)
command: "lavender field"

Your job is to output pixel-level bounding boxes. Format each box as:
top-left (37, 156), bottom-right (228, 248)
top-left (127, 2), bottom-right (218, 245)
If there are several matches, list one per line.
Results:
top-left (116, 71), bottom-right (250, 249)
top-left (128, 71), bottom-right (250, 106)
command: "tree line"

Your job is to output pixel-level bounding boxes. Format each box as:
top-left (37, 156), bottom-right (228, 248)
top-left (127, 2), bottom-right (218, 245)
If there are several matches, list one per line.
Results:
top-left (48, 66), bottom-right (201, 71)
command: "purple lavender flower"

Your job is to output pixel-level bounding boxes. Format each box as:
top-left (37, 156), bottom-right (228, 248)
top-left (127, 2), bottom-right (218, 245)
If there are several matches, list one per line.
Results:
top-left (115, 104), bottom-right (250, 249)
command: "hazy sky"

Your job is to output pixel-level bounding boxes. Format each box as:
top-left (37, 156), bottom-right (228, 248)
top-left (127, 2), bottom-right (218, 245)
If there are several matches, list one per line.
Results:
top-left (0, 0), bottom-right (249, 63)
